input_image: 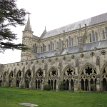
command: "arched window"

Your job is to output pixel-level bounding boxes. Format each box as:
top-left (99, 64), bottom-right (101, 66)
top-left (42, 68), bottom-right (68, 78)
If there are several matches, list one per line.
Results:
top-left (89, 33), bottom-right (92, 42)
top-left (95, 32), bottom-right (98, 41)
top-left (102, 30), bottom-right (106, 40)
top-left (48, 44), bottom-right (51, 51)
top-left (43, 44), bottom-right (46, 52)
top-left (92, 30), bottom-right (95, 42)
top-left (33, 44), bottom-right (37, 53)
top-left (105, 27), bottom-right (107, 38)
top-left (69, 37), bottom-right (73, 47)
top-left (66, 39), bottom-right (69, 48)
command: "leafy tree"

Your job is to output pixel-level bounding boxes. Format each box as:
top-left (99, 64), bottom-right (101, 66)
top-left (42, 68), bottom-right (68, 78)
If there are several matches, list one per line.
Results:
top-left (0, 0), bottom-right (26, 51)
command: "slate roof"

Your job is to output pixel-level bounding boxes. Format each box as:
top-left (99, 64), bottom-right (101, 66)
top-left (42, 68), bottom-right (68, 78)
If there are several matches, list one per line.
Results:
top-left (41, 13), bottom-right (107, 39)
top-left (37, 40), bottom-right (107, 59)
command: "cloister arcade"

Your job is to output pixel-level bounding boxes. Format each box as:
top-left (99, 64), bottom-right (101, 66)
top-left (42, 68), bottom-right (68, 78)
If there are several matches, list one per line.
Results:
top-left (48, 67), bottom-right (58, 90)
top-left (1, 62), bottom-right (107, 92)
top-left (63, 66), bottom-right (75, 91)
top-left (35, 68), bottom-right (44, 90)
top-left (80, 64), bottom-right (97, 91)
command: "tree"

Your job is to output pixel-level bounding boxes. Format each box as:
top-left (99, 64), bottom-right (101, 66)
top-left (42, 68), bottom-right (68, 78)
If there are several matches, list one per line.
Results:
top-left (0, 0), bottom-right (27, 51)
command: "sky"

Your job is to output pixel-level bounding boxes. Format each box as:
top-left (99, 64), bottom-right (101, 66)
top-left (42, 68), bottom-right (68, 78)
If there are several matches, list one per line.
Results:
top-left (1, 0), bottom-right (107, 64)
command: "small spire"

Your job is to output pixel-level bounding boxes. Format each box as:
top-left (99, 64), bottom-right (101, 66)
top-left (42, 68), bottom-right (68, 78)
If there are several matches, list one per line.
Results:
top-left (40, 26), bottom-right (47, 38)
top-left (24, 13), bottom-right (32, 32)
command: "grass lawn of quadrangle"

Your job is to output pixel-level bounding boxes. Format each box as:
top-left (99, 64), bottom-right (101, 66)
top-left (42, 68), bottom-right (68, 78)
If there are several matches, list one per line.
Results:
top-left (0, 87), bottom-right (107, 107)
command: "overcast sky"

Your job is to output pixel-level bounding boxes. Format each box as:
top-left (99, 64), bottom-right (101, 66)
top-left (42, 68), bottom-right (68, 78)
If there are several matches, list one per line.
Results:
top-left (1, 0), bottom-right (107, 64)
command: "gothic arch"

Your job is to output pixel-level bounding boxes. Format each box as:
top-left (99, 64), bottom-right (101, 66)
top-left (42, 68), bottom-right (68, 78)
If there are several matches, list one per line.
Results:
top-left (48, 67), bottom-right (58, 90)
top-left (16, 70), bottom-right (22, 87)
top-left (35, 68), bottom-right (43, 78)
top-left (79, 63), bottom-right (97, 91)
top-left (100, 62), bottom-right (107, 91)
top-left (101, 62), bottom-right (107, 74)
top-left (9, 71), bottom-right (14, 87)
top-left (80, 63), bottom-right (96, 75)
top-left (62, 65), bottom-right (75, 91)
top-left (25, 69), bottom-right (31, 88)
top-left (35, 68), bottom-right (44, 90)
top-left (63, 65), bottom-right (75, 77)
top-left (48, 67), bottom-right (59, 77)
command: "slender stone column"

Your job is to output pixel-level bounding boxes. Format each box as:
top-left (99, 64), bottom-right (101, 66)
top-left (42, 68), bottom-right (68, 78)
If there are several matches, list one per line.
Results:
top-left (41, 80), bottom-right (44, 90)
top-left (6, 75), bottom-right (9, 87)
top-left (96, 78), bottom-right (100, 91)
top-left (69, 80), bottom-right (71, 91)
top-left (53, 80), bottom-right (54, 90)
top-left (88, 80), bottom-right (91, 91)
top-left (74, 79), bottom-right (78, 91)
top-left (56, 80), bottom-right (59, 91)
top-left (12, 77), bottom-right (16, 87)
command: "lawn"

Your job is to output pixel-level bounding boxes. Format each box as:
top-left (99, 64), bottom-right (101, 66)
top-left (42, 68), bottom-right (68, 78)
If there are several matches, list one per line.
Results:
top-left (0, 88), bottom-right (107, 107)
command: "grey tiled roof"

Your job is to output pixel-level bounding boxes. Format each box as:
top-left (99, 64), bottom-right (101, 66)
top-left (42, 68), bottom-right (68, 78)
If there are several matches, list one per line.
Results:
top-left (37, 40), bottom-right (107, 59)
top-left (41, 13), bottom-right (107, 39)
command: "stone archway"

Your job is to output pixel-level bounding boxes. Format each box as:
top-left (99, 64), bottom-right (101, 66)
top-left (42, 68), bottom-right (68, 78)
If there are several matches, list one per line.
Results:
top-left (80, 64), bottom-right (97, 91)
top-left (0, 74), bottom-right (2, 86)
top-left (48, 67), bottom-right (58, 90)
top-left (63, 65), bottom-right (75, 91)
top-left (35, 68), bottom-right (43, 90)
top-left (2, 72), bottom-right (7, 86)
top-left (102, 78), bottom-right (107, 91)
top-left (16, 70), bottom-right (21, 87)
top-left (101, 63), bottom-right (107, 91)
top-left (25, 70), bottom-right (31, 88)
top-left (9, 71), bottom-right (14, 87)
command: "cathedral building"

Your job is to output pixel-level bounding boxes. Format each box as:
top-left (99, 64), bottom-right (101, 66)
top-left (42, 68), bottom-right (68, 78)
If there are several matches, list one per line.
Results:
top-left (1, 13), bottom-right (107, 91)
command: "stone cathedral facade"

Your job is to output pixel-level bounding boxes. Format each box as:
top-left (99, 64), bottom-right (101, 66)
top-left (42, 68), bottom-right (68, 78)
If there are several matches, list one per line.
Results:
top-left (1, 13), bottom-right (107, 91)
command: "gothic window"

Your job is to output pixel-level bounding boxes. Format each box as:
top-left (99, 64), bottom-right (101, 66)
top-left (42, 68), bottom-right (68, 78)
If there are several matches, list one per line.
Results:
top-left (33, 44), bottom-right (37, 53)
top-left (50, 42), bottom-right (52, 50)
top-left (89, 33), bottom-right (92, 42)
top-left (95, 32), bottom-right (98, 41)
top-left (102, 30), bottom-right (106, 40)
top-left (52, 42), bottom-right (54, 50)
top-left (84, 66), bottom-right (96, 75)
top-left (48, 44), bottom-right (51, 51)
top-left (66, 39), bottom-right (69, 48)
top-left (43, 44), bottom-right (46, 52)
top-left (37, 69), bottom-right (43, 77)
top-left (85, 67), bottom-right (92, 75)
top-left (105, 27), bottom-right (107, 37)
top-left (64, 67), bottom-right (75, 76)
top-left (78, 37), bottom-right (83, 44)
top-left (52, 70), bottom-right (57, 76)
top-left (92, 30), bottom-right (95, 42)
top-left (41, 46), bottom-right (43, 53)
top-left (69, 37), bottom-right (73, 47)
top-left (56, 42), bottom-right (59, 49)
top-left (67, 68), bottom-right (73, 76)
top-left (49, 69), bottom-right (58, 77)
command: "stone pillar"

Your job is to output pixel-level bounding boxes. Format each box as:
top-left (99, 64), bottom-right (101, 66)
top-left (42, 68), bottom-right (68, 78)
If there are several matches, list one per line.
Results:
top-left (69, 80), bottom-right (71, 91)
top-left (5, 75), bottom-right (9, 87)
top-left (30, 77), bottom-right (35, 89)
top-left (53, 80), bottom-right (54, 90)
top-left (12, 77), bottom-right (16, 87)
top-left (41, 80), bottom-right (44, 90)
top-left (88, 80), bottom-right (91, 91)
top-left (96, 78), bottom-right (100, 92)
top-left (56, 80), bottom-right (59, 91)
top-left (75, 67), bottom-right (78, 75)
top-left (74, 79), bottom-right (78, 91)
top-left (19, 77), bottom-right (25, 88)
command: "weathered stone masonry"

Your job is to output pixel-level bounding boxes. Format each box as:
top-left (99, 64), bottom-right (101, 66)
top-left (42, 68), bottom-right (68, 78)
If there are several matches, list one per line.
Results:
top-left (1, 13), bottom-right (107, 91)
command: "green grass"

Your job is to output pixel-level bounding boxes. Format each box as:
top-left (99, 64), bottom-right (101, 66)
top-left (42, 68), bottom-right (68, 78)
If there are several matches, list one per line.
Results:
top-left (0, 88), bottom-right (107, 107)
